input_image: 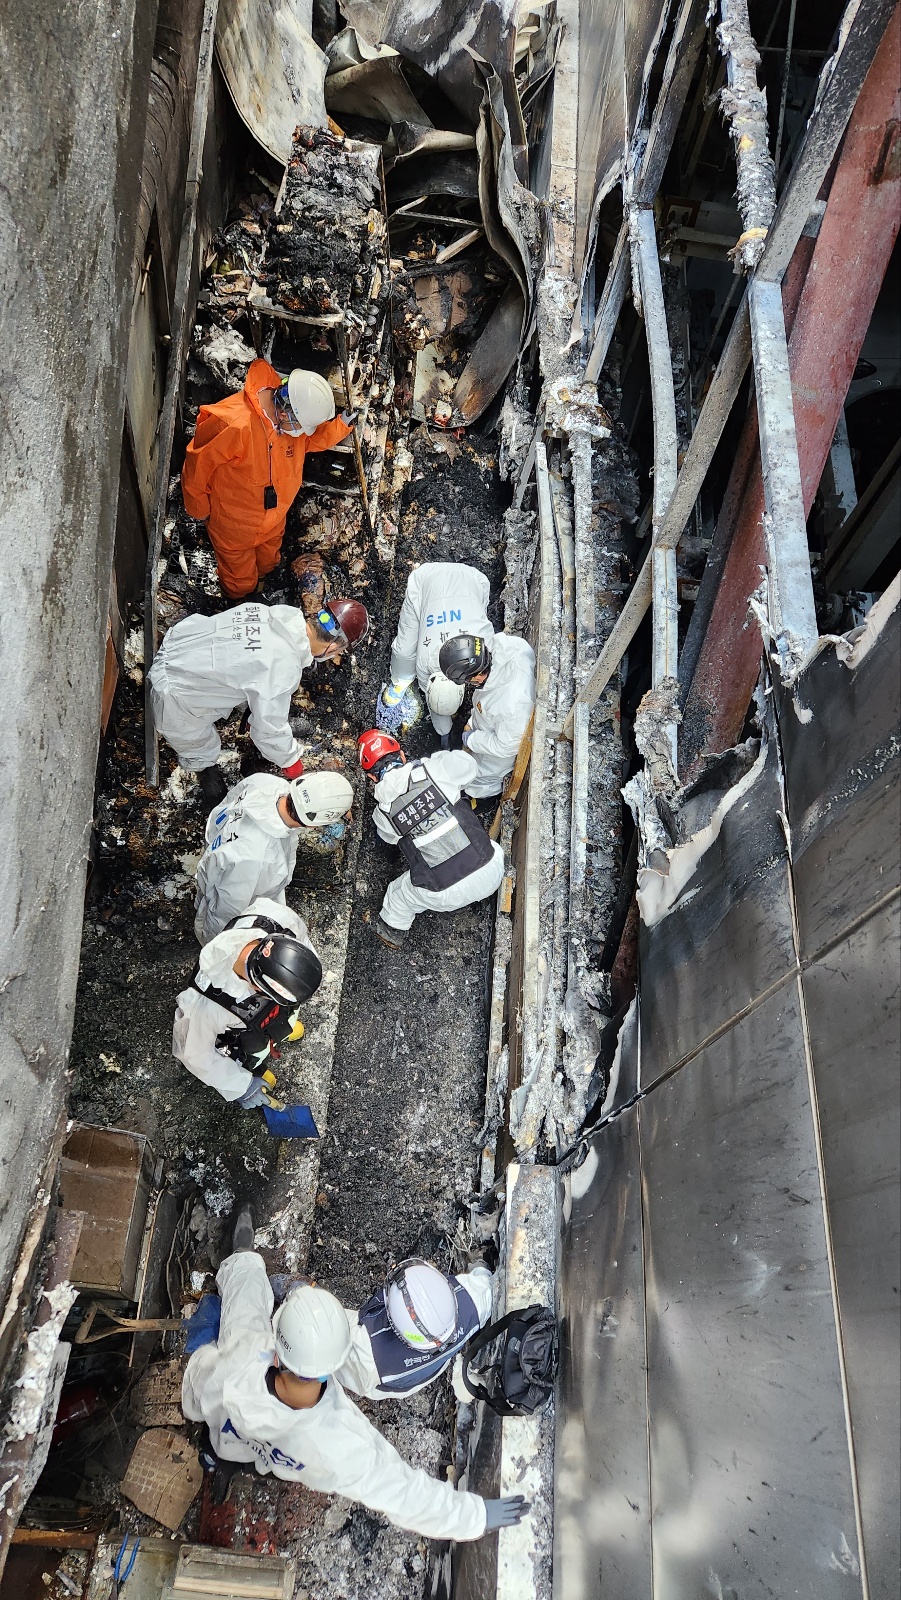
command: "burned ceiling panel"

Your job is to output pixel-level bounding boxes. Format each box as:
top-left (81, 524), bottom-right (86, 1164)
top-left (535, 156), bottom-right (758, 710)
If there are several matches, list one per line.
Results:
top-left (216, 0), bottom-right (328, 161)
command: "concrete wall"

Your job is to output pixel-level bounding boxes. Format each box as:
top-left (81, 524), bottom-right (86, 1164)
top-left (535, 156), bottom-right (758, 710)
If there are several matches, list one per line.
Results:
top-left (0, 0), bottom-right (157, 1354)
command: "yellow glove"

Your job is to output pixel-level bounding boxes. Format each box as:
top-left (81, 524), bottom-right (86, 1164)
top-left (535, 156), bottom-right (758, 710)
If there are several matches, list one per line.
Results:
top-left (287, 1017), bottom-right (305, 1044)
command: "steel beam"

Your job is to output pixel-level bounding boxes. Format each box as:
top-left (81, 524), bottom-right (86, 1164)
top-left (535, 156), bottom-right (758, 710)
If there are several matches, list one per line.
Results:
top-left (633, 210), bottom-right (679, 717)
top-left (682, 13), bottom-right (901, 771)
top-left (564, 0), bottom-right (899, 740)
top-left (748, 276), bottom-right (818, 661)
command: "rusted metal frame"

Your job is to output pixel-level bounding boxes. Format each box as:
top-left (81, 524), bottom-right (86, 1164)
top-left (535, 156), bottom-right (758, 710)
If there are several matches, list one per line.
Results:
top-left (584, 0), bottom-right (708, 383)
top-left (563, 0), bottom-right (898, 738)
top-left (682, 11), bottom-right (901, 771)
top-left (143, 0), bottom-right (221, 784)
top-left (632, 210), bottom-right (679, 703)
top-left (758, 0), bottom-right (899, 280)
top-left (747, 277), bottom-right (818, 665)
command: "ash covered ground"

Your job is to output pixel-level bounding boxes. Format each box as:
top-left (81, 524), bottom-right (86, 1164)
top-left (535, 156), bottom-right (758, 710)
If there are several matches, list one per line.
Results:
top-left (69, 427), bottom-right (509, 1598)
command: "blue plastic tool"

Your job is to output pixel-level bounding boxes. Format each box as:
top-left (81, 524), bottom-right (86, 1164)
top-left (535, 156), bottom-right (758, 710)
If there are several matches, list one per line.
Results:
top-left (262, 1102), bottom-right (320, 1139)
top-left (112, 1532), bottom-right (140, 1595)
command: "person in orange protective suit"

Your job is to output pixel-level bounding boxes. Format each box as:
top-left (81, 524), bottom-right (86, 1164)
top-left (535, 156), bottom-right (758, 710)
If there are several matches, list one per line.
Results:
top-left (182, 360), bottom-right (353, 599)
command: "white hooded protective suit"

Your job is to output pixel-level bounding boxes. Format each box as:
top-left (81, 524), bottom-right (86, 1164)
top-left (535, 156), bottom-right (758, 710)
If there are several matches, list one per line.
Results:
top-left (372, 751), bottom-right (504, 931)
top-left (148, 602), bottom-right (312, 771)
top-left (336, 1267), bottom-right (493, 1401)
top-left (172, 898), bottom-right (316, 1101)
top-left (389, 563), bottom-right (494, 734)
top-left (194, 773), bottom-right (300, 945)
top-left (464, 634), bottom-right (536, 797)
top-left (182, 1251), bottom-right (486, 1541)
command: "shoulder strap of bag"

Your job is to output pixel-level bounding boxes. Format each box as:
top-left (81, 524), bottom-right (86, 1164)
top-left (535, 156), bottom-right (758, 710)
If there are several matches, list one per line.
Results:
top-left (459, 1304), bottom-right (541, 1413)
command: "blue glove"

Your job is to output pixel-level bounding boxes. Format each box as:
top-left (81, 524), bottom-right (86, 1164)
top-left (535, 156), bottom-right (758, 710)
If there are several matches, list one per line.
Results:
top-left (483, 1496), bottom-right (530, 1531)
top-left (236, 1078), bottom-right (267, 1110)
top-left (461, 728), bottom-right (473, 749)
top-left (381, 680), bottom-right (410, 708)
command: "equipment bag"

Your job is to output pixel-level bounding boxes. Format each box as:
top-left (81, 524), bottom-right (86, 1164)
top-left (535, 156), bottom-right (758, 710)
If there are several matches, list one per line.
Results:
top-left (387, 764), bottom-right (495, 891)
top-left (460, 1303), bottom-right (558, 1416)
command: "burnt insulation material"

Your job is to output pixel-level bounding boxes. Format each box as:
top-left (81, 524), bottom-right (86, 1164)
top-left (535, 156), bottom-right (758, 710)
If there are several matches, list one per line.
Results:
top-left (258, 127), bottom-right (386, 318)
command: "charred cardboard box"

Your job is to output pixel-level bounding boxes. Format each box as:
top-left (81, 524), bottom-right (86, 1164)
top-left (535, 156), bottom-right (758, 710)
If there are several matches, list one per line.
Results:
top-left (58, 1124), bottom-right (156, 1300)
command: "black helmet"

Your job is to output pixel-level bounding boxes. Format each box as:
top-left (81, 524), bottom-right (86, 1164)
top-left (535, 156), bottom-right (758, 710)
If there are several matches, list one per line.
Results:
top-left (245, 936), bottom-right (323, 1004)
top-left (438, 634), bottom-right (492, 685)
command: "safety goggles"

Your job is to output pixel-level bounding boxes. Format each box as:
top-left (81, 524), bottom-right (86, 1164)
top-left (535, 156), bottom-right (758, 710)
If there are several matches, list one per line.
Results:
top-left (315, 608), bottom-right (348, 647)
top-left (273, 382), bottom-right (304, 435)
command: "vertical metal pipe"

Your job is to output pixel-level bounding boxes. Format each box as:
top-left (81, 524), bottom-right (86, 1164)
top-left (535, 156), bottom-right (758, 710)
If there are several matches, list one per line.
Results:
top-left (632, 207), bottom-right (679, 765)
top-left (748, 275), bottom-right (818, 664)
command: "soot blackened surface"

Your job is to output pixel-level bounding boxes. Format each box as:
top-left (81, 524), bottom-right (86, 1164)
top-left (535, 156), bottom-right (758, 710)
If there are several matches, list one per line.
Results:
top-left (310, 434), bottom-right (508, 1305)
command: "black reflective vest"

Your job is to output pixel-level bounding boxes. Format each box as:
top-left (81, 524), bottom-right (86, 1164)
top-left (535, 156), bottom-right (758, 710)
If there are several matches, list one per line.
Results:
top-left (359, 1275), bottom-right (483, 1394)
top-left (190, 914), bottom-right (298, 1064)
top-left (385, 764), bottom-right (494, 891)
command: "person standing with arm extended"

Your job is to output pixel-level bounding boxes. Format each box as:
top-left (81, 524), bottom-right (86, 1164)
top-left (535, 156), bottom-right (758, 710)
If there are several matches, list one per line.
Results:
top-left (147, 598), bottom-right (369, 807)
top-left (379, 562), bottom-right (495, 744)
top-left (181, 361), bottom-right (353, 600)
top-left (182, 1243), bottom-right (529, 1541)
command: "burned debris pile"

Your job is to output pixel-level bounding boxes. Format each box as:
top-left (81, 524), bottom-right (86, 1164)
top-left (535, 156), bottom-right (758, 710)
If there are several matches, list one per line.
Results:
top-left (255, 128), bottom-right (385, 321)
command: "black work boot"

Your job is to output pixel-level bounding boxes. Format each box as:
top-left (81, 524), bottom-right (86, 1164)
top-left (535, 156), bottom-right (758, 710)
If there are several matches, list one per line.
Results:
top-left (197, 767), bottom-right (228, 808)
top-left (375, 916), bottom-right (408, 949)
top-left (232, 1205), bottom-right (255, 1253)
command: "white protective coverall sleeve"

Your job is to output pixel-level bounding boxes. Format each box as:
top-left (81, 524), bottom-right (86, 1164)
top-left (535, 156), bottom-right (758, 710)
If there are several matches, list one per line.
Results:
top-left (182, 1253), bottom-right (487, 1541)
top-left (371, 751), bottom-right (480, 844)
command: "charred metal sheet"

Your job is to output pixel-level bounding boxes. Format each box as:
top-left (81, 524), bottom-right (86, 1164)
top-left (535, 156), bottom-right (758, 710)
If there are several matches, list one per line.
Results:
top-left (340, 0), bottom-right (527, 178)
top-left (474, 58), bottom-right (534, 320)
top-left (641, 980), bottom-right (863, 1597)
top-left (638, 735), bottom-right (796, 1084)
top-left (324, 52), bottom-right (431, 128)
top-left (778, 608), bottom-right (901, 1593)
top-left (387, 151), bottom-right (479, 204)
top-left (779, 606), bottom-right (901, 958)
top-left (802, 898), bottom-right (900, 1598)
top-left (554, 1109), bottom-right (651, 1600)
top-left (216, 0), bottom-right (328, 162)
top-left (451, 279), bottom-right (525, 426)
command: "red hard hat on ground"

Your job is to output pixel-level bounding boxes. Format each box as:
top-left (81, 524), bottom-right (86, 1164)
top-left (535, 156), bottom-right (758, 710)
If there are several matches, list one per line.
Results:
top-left (358, 728), bottom-right (401, 773)
top-left (328, 598), bottom-right (370, 645)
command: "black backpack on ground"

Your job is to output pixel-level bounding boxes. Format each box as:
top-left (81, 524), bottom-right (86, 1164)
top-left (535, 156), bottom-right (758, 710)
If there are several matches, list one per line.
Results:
top-left (461, 1303), bottom-right (558, 1416)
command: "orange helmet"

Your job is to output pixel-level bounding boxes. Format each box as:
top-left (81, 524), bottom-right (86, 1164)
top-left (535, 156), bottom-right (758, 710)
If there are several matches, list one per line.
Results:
top-left (357, 728), bottom-right (402, 775)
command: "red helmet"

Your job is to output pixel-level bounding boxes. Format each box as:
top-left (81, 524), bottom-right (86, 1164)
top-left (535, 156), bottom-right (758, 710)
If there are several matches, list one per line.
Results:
top-left (358, 728), bottom-right (402, 774)
top-left (328, 598), bottom-right (370, 645)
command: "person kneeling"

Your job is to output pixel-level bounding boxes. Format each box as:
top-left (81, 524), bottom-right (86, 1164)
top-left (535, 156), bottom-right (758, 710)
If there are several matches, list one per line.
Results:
top-left (357, 730), bottom-right (504, 949)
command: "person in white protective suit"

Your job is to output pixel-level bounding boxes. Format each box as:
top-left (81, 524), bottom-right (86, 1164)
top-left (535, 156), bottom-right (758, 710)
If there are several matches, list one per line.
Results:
top-left (357, 730), bottom-right (504, 949)
top-left (193, 770), bottom-right (354, 944)
top-left (181, 1232), bottom-right (528, 1540)
top-left (335, 1258), bottom-right (493, 1402)
top-left (438, 633), bottom-right (536, 799)
top-left (148, 597), bottom-right (369, 807)
top-left (380, 562), bottom-right (495, 743)
top-left (172, 898), bottom-right (322, 1106)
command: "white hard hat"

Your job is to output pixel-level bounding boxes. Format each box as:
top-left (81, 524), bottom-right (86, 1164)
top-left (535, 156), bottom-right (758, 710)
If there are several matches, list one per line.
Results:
top-left (385, 1260), bottom-right (458, 1351)
top-left (426, 671), bottom-right (465, 718)
top-left (286, 369), bottom-right (336, 435)
top-left (289, 770), bottom-right (353, 827)
top-left (272, 1284), bottom-right (353, 1377)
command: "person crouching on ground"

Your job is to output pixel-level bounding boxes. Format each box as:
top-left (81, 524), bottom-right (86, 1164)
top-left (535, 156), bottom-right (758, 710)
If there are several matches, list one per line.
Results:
top-left (357, 729), bottom-right (504, 949)
top-left (194, 769), bottom-right (354, 944)
top-left (182, 1212), bottom-right (529, 1541)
